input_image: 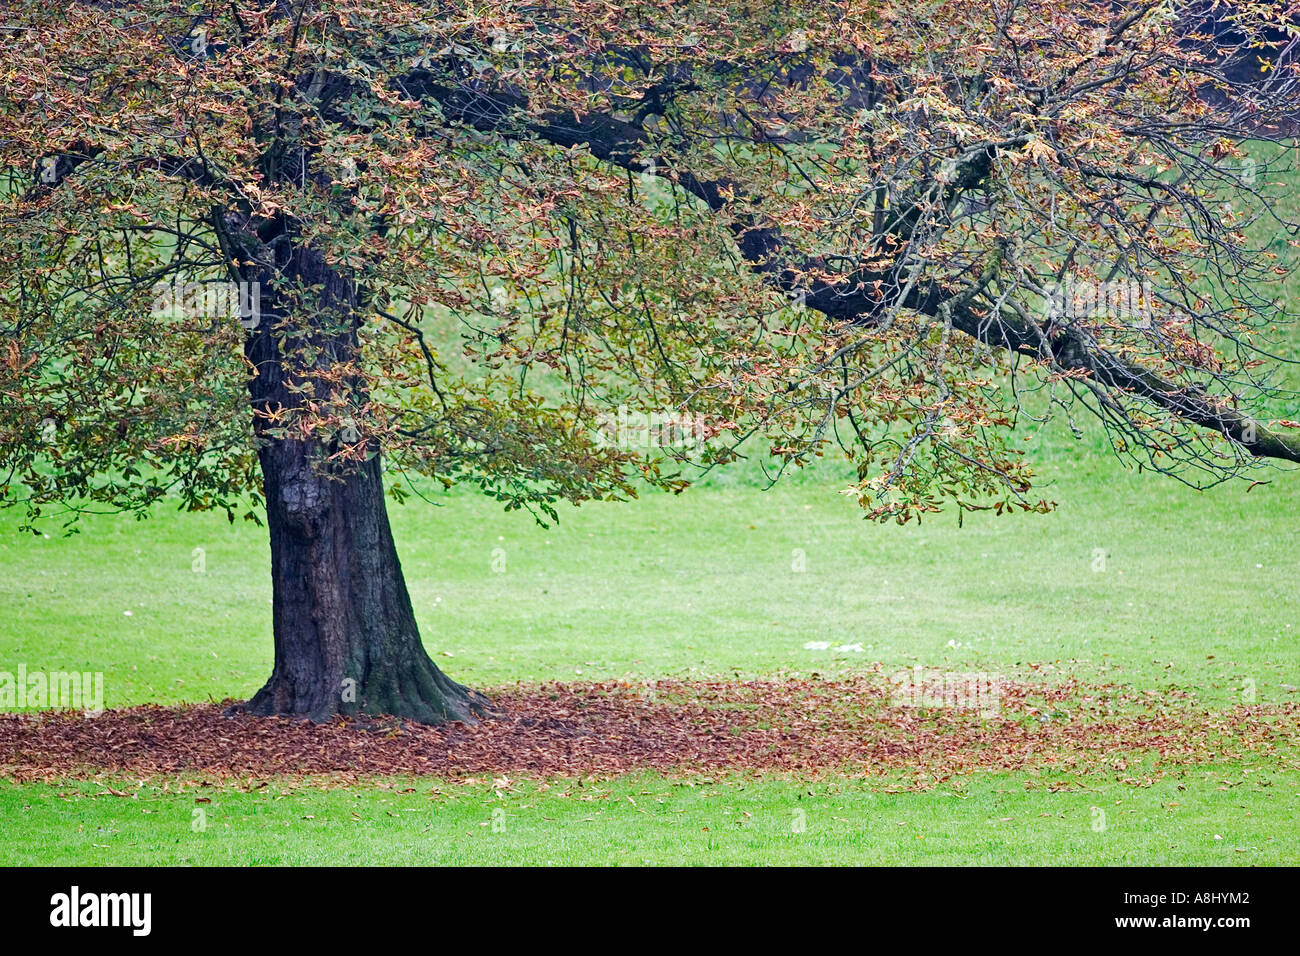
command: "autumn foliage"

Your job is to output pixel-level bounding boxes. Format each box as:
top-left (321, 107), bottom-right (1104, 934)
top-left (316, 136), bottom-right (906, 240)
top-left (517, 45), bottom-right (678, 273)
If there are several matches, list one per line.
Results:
top-left (2, 1), bottom-right (1298, 529)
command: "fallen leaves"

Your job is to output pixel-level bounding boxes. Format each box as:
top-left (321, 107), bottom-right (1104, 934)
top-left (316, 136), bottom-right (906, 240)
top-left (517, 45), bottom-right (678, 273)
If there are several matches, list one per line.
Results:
top-left (0, 677), bottom-right (1294, 789)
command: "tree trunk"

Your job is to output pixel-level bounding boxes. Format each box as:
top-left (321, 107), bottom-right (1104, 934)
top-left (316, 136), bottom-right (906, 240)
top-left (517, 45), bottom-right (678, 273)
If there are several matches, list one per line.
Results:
top-left (234, 242), bottom-right (491, 725)
top-left (241, 443), bottom-right (491, 724)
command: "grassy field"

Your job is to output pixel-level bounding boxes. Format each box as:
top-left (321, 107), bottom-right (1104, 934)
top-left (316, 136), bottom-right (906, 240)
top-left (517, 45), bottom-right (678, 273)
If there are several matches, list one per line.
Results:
top-left (2, 147), bottom-right (1298, 868)
top-left (0, 410), bottom-right (1297, 865)
top-left (3, 764), bottom-right (1293, 866)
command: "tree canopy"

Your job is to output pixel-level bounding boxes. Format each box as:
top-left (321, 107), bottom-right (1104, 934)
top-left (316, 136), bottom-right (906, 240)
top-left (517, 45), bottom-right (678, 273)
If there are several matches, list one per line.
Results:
top-left (3, 1), bottom-right (1299, 528)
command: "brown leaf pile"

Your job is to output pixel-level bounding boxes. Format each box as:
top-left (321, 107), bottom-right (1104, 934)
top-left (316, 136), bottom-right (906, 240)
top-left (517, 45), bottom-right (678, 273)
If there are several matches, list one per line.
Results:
top-left (0, 677), bottom-right (1295, 786)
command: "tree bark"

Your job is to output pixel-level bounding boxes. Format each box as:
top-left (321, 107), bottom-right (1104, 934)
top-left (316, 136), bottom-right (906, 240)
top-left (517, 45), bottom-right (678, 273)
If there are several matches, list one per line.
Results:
top-left (234, 242), bottom-right (491, 725)
top-left (241, 443), bottom-right (491, 724)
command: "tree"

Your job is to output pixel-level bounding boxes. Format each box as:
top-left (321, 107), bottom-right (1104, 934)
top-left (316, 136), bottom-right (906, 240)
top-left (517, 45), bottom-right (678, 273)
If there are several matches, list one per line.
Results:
top-left (2, 0), bottom-right (1297, 723)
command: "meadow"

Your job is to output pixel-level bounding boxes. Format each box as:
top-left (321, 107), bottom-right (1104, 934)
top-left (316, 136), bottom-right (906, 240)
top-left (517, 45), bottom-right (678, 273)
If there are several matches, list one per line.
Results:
top-left (0, 404), bottom-right (1296, 865)
top-left (2, 143), bottom-right (1299, 868)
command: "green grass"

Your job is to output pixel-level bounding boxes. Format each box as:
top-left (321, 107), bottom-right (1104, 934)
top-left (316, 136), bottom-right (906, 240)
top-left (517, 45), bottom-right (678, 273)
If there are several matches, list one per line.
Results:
top-left (0, 425), bottom-right (1297, 865)
top-left (2, 148), bottom-right (1299, 867)
top-left (2, 427), bottom-right (1296, 708)
top-left (3, 764), bottom-right (1295, 866)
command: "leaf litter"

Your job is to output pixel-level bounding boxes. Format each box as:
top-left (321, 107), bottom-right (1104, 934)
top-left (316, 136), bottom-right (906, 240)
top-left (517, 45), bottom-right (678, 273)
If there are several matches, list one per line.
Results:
top-left (0, 676), bottom-right (1294, 789)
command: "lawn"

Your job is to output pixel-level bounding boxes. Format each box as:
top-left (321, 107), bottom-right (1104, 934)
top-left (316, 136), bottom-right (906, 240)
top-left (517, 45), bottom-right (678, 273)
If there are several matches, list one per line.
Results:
top-left (2, 765), bottom-right (1293, 866)
top-left (4, 8), bottom-right (1300, 871)
top-left (1, 412), bottom-right (1297, 865)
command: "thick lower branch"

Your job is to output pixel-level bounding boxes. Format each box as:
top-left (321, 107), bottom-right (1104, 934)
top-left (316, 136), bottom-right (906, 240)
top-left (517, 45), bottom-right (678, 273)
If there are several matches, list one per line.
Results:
top-left (907, 280), bottom-right (1300, 464)
top-left (413, 73), bottom-right (1299, 465)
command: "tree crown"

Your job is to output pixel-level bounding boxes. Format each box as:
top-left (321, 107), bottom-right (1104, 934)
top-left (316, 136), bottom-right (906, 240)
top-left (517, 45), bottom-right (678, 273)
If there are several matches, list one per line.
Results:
top-left (2, 0), bottom-right (1298, 529)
